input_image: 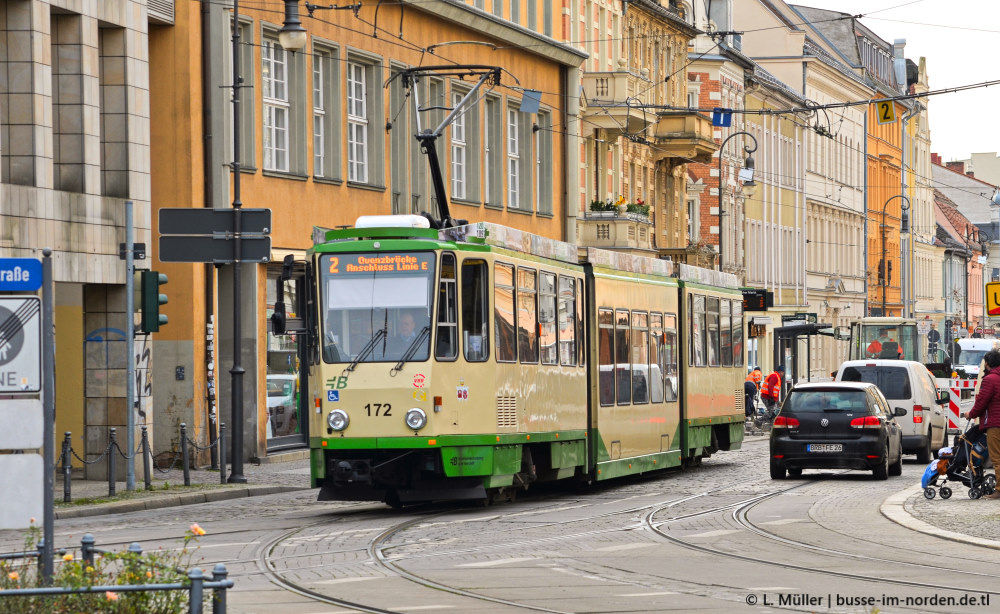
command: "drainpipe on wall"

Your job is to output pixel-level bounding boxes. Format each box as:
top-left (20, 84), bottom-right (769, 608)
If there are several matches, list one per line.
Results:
top-left (565, 65), bottom-right (581, 243)
top-left (901, 101), bottom-right (920, 319)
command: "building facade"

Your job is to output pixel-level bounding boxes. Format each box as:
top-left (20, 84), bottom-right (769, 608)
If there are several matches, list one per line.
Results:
top-left (150, 0), bottom-right (585, 458)
top-left (0, 0), bottom-right (157, 478)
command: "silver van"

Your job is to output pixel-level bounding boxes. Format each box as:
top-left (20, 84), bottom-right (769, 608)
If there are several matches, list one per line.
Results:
top-left (835, 360), bottom-right (949, 463)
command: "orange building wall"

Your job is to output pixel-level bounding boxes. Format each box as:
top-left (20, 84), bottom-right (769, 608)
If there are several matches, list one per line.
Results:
top-left (866, 99), bottom-right (905, 316)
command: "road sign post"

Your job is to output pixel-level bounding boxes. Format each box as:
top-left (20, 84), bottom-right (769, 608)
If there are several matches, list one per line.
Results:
top-left (157, 207), bottom-right (272, 485)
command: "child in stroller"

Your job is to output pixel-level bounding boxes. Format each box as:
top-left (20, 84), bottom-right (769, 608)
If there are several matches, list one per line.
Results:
top-left (922, 422), bottom-right (997, 500)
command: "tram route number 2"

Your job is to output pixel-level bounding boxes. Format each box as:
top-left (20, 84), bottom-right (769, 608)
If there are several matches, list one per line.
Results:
top-left (365, 403), bottom-right (392, 417)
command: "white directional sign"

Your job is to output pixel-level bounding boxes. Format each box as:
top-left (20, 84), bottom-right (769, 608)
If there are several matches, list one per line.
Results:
top-left (0, 296), bottom-right (41, 393)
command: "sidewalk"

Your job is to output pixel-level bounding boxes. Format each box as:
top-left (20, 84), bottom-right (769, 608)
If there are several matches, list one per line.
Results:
top-left (54, 449), bottom-right (312, 519)
top-left (882, 483), bottom-right (1000, 549)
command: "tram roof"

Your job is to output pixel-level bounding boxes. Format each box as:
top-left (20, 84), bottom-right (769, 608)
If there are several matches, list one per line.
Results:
top-left (312, 218), bottom-right (737, 288)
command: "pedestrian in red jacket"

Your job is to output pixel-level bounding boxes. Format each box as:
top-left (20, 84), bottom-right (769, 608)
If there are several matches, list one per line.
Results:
top-left (967, 350), bottom-right (1000, 499)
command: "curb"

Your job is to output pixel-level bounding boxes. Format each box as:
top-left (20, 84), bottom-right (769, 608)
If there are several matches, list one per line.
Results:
top-left (880, 484), bottom-right (1000, 550)
top-left (55, 486), bottom-right (307, 520)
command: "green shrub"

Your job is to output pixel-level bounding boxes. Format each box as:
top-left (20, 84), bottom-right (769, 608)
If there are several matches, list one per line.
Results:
top-left (0, 522), bottom-right (211, 614)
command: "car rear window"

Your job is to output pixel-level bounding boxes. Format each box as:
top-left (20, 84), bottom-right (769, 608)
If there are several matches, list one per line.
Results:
top-left (839, 366), bottom-right (910, 400)
top-left (786, 390), bottom-right (867, 413)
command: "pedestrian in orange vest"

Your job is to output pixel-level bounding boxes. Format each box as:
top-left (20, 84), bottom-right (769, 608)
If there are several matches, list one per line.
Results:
top-left (760, 365), bottom-right (785, 416)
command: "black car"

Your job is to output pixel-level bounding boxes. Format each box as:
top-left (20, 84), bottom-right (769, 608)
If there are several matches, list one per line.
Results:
top-left (769, 382), bottom-right (905, 480)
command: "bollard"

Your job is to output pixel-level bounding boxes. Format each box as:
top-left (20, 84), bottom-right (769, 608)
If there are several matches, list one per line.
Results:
top-left (141, 426), bottom-right (152, 491)
top-left (81, 534), bottom-right (95, 565)
top-left (181, 423), bottom-right (191, 487)
top-left (189, 567), bottom-right (205, 614)
top-left (218, 423), bottom-right (227, 485)
top-left (61, 432), bottom-right (72, 503)
top-left (211, 563), bottom-right (229, 614)
top-left (108, 428), bottom-right (117, 497)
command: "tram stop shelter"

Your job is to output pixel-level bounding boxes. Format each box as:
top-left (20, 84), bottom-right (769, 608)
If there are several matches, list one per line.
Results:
top-left (772, 322), bottom-right (847, 398)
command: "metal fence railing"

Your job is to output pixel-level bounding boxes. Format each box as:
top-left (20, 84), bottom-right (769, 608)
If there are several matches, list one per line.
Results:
top-left (60, 423), bottom-right (227, 502)
top-left (0, 534), bottom-right (233, 614)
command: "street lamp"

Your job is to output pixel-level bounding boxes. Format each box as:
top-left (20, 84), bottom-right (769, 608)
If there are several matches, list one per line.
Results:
top-left (879, 194), bottom-right (910, 316)
top-left (717, 131), bottom-right (758, 272)
top-left (226, 0), bottom-right (308, 483)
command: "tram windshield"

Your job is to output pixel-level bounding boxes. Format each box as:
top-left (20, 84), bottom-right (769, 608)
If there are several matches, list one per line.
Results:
top-left (319, 252), bottom-right (435, 364)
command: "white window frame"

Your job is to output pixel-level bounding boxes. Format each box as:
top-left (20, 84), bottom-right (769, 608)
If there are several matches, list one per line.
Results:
top-left (451, 92), bottom-right (467, 201)
top-left (262, 37), bottom-right (289, 172)
top-left (313, 50), bottom-right (326, 178)
top-left (507, 108), bottom-right (520, 209)
top-left (347, 61), bottom-right (369, 183)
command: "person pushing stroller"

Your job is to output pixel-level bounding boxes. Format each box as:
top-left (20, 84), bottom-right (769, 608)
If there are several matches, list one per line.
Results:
top-left (964, 349), bottom-right (1000, 500)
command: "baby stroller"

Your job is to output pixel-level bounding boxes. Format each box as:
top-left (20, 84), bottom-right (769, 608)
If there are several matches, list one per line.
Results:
top-left (922, 423), bottom-right (996, 500)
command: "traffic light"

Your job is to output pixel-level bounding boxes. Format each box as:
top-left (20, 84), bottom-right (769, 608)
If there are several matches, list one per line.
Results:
top-left (140, 270), bottom-right (168, 333)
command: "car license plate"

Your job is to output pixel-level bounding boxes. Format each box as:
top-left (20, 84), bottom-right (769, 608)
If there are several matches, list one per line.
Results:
top-left (808, 444), bottom-right (843, 452)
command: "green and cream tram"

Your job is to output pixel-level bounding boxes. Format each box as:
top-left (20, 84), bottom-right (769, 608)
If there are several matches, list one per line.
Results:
top-left (272, 216), bottom-right (744, 505)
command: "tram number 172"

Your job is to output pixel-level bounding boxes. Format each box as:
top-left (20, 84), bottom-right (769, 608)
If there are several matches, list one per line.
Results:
top-left (365, 403), bottom-right (392, 417)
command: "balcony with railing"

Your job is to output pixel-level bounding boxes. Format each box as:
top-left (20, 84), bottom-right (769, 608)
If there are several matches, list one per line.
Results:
top-left (652, 111), bottom-right (717, 164)
top-left (581, 64), bottom-right (654, 136)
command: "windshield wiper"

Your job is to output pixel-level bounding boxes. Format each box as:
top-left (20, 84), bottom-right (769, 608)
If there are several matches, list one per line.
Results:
top-left (391, 326), bottom-right (431, 375)
top-left (344, 327), bottom-right (387, 373)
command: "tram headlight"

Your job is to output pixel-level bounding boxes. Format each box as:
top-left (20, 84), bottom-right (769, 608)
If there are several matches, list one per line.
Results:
top-left (404, 407), bottom-right (427, 431)
top-left (327, 409), bottom-right (349, 432)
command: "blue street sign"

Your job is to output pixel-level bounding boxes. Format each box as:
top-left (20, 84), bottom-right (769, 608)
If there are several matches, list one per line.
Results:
top-left (0, 258), bottom-right (42, 292)
top-left (712, 107), bottom-right (732, 127)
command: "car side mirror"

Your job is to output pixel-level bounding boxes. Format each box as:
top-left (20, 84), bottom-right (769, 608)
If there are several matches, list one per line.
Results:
top-left (937, 390), bottom-right (949, 405)
top-left (894, 407), bottom-right (907, 417)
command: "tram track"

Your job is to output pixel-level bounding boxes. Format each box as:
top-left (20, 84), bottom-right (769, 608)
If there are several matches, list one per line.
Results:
top-left (254, 476), bottom-right (778, 612)
top-left (647, 473), bottom-right (1000, 597)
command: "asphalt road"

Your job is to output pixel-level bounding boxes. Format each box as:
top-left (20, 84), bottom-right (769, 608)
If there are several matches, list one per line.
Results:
top-left (3, 436), bottom-right (998, 614)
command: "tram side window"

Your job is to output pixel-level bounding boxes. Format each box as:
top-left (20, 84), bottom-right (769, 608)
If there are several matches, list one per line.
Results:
top-left (690, 295), bottom-right (706, 367)
top-left (558, 275), bottom-right (576, 366)
top-left (663, 314), bottom-right (679, 401)
top-left (598, 308), bottom-right (614, 406)
top-left (616, 309), bottom-right (631, 405)
top-left (577, 278), bottom-right (586, 367)
top-left (539, 272), bottom-right (558, 365)
top-left (707, 297), bottom-right (720, 367)
top-left (462, 259), bottom-right (489, 362)
top-left (721, 299), bottom-right (732, 367)
top-left (649, 313), bottom-right (664, 403)
top-left (518, 268), bottom-right (539, 363)
top-left (494, 262), bottom-right (517, 362)
top-left (631, 312), bottom-right (649, 404)
top-left (732, 300), bottom-right (744, 367)
top-left (436, 253), bottom-right (458, 360)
